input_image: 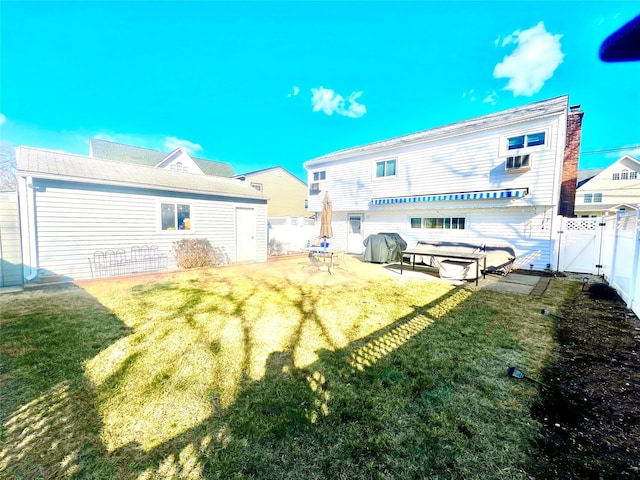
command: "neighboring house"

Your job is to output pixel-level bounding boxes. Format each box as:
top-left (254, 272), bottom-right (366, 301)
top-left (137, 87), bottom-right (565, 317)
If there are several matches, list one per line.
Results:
top-left (304, 95), bottom-right (583, 270)
top-left (90, 138), bottom-right (236, 177)
top-left (234, 167), bottom-right (309, 218)
top-left (575, 155), bottom-right (640, 217)
top-left (577, 168), bottom-right (604, 188)
top-left (16, 146), bottom-right (268, 281)
top-left (0, 189), bottom-right (23, 289)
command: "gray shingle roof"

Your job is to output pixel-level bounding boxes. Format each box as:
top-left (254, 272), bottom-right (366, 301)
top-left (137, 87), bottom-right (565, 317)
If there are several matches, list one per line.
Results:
top-left (304, 95), bottom-right (570, 166)
top-left (89, 138), bottom-right (236, 177)
top-left (17, 147), bottom-right (268, 201)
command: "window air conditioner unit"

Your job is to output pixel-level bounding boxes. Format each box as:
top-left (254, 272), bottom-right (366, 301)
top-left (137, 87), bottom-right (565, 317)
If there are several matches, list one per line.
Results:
top-left (310, 182), bottom-right (321, 193)
top-left (505, 154), bottom-right (531, 171)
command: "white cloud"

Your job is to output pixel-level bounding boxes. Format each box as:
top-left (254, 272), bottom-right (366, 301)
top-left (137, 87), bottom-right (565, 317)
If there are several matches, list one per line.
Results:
top-left (163, 136), bottom-right (203, 155)
top-left (0, 113), bottom-right (6, 125)
top-left (462, 89), bottom-right (476, 102)
top-left (94, 132), bottom-right (203, 155)
top-left (483, 90), bottom-right (499, 105)
top-left (311, 87), bottom-right (367, 118)
top-left (288, 86), bottom-right (300, 97)
top-left (493, 22), bottom-right (564, 96)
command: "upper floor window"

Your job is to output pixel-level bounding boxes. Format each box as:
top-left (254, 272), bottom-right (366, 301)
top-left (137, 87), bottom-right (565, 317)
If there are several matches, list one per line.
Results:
top-left (593, 193), bottom-right (603, 203)
top-left (313, 171), bottom-right (326, 181)
top-left (170, 161), bottom-right (188, 172)
top-left (630, 171), bottom-right (638, 179)
top-left (376, 159), bottom-right (396, 178)
top-left (621, 170), bottom-right (629, 180)
top-left (507, 132), bottom-right (546, 150)
top-left (250, 182), bottom-right (263, 192)
top-left (612, 172), bottom-right (620, 180)
top-left (583, 193), bottom-right (593, 203)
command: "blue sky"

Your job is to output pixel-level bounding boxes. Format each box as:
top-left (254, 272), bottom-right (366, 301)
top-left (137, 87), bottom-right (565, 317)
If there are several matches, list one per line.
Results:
top-left (1, 1), bottom-right (638, 181)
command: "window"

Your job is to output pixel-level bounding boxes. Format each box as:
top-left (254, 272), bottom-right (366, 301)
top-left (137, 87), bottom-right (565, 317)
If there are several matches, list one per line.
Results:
top-left (526, 132), bottom-right (546, 147)
top-left (250, 182), bottom-right (263, 192)
top-left (410, 217), bottom-right (465, 230)
top-left (313, 171), bottom-right (326, 181)
top-left (593, 193), bottom-right (602, 203)
top-left (506, 154), bottom-right (530, 170)
top-left (309, 183), bottom-right (320, 194)
top-left (612, 172), bottom-right (620, 180)
top-left (376, 159), bottom-right (396, 177)
top-left (508, 135), bottom-right (525, 150)
top-left (170, 161), bottom-right (188, 172)
top-left (630, 171), bottom-right (638, 180)
top-left (621, 170), bottom-right (629, 180)
top-left (507, 132), bottom-right (545, 150)
top-left (583, 193), bottom-right (593, 203)
top-left (161, 203), bottom-right (191, 231)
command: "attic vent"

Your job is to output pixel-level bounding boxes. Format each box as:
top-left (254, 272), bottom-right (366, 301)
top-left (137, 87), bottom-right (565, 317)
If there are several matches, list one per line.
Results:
top-left (506, 155), bottom-right (530, 171)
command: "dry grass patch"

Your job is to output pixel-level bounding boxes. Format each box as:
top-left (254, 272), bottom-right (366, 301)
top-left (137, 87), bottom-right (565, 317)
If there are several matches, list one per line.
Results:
top-left (0, 268), bottom-right (575, 479)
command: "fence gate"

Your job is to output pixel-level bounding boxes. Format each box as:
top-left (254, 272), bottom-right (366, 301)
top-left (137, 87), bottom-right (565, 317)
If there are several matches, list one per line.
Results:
top-left (558, 217), bottom-right (603, 274)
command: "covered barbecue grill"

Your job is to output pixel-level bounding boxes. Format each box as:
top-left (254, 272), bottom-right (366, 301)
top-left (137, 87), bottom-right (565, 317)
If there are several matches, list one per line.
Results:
top-left (363, 233), bottom-right (408, 263)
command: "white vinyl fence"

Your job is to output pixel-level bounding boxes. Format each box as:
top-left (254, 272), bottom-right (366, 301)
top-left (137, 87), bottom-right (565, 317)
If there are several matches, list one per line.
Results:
top-left (558, 211), bottom-right (640, 317)
top-left (268, 217), bottom-right (317, 254)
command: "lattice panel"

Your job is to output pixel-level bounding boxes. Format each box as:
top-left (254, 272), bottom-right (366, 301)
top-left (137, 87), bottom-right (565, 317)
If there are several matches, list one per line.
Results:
top-left (565, 218), bottom-right (597, 231)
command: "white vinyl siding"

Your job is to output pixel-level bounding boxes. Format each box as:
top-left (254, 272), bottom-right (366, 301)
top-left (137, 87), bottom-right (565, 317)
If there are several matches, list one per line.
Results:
top-left (307, 116), bottom-right (564, 213)
top-left (330, 207), bottom-right (555, 270)
top-left (0, 192), bottom-right (23, 287)
top-left (32, 181), bottom-right (267, 280)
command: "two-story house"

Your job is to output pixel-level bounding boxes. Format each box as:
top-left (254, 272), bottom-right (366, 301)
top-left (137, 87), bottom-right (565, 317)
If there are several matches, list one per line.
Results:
top-left (575, 155), bottom-right (640, 217)
top-left (304, 95), bottom-right (583, 270)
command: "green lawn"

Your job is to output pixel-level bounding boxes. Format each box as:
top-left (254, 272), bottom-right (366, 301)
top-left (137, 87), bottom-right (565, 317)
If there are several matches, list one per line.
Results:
top-left (0, 267), bottom-right (575, 479)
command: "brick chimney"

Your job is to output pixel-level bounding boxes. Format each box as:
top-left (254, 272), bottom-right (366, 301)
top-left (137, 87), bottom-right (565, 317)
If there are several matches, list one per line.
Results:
top-left (559, 104), bottom-right (584, 217)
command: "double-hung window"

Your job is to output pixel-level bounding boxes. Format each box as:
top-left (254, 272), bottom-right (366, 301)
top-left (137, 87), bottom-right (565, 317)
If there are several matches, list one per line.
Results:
top-left (593, 193), bottom-right (603, 203)
top-left (161, 203), bottom-right (192, 231)
top-left (583, 193), bottom-right (593, 203)
top-left (376, 159), bottom-right (396, 178)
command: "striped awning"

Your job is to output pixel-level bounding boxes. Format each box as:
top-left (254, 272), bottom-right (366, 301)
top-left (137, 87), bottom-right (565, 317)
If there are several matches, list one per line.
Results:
top-left (371, 188), bottom-right (528, 206)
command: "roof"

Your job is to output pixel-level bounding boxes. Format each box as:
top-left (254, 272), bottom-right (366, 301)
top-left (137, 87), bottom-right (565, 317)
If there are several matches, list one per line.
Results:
top-left (89, 138), bottom-right (236, 177)
top-left (577, 168), bottom-right (605, 187)
top-left (304, 95), bottom-right (569, 167)
top-left (235, 166), bottom-right (307, 185)
top-left (16, 147), bottom-right (268, 201)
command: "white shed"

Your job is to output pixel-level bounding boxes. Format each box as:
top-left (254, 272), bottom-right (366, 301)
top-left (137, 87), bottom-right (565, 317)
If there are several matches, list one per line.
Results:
top-left (16, 147), bottom-right (269, 281)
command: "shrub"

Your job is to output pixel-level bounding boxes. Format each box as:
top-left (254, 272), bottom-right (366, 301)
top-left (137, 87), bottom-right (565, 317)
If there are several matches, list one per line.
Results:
top-left (269, 238), bottom-right (284, 256)
top-left (172, 238), bottom-right (220, 269)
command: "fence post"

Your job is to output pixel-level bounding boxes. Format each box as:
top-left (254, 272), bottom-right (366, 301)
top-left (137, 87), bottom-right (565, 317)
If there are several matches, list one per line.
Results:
top-left (609, 212), bottom-right (620, 282)
top-left (626, 208), bottom-right (640, 311)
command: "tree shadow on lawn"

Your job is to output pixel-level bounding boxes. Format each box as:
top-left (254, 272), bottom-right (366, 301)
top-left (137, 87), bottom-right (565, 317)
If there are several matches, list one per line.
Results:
top-left (0, 284), bottom-right (132, 477)
top-left (103, 285), bottom-right (527, 479)
top-left (1, 277), bottom-right (537, 479)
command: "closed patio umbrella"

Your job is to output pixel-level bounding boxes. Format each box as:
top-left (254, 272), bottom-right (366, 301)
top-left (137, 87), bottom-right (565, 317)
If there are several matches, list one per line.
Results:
top-left (319, 192), bottom-right (333, 240)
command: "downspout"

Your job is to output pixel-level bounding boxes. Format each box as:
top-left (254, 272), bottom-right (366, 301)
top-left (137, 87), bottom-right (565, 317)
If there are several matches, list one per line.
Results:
top-left (17, 174), bottom-right (38, 281)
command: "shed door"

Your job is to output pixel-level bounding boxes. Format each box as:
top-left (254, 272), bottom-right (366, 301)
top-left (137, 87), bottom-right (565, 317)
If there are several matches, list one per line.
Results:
top-left (347, 214), bottom-right (364, 254)
top-left (236, 208), bottom-right (256, 262)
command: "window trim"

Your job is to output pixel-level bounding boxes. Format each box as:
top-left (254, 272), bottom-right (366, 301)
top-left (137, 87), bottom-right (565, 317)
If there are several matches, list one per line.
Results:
top-left (499, 127), bottom-right (550, 157)
top-left (159, 201), bottom-right (194, 233)
top-left (583, 193), bottom-right (593, 204)
top-left (250, 182), bottom-right (263, 192)
top-left (593, 192), bottom-right (603, 203)
top-left (374, 158), bottom-right (397, 179)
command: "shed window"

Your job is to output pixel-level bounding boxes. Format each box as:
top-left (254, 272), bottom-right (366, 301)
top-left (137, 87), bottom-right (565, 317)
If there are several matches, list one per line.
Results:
top-left (376, 159), bottom-right (396, 177)
top-left (161, 203), bottom-right (191, 231)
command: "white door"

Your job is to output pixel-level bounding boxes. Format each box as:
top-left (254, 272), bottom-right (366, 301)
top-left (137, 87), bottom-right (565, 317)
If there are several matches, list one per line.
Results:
top-left (236, 208), bottom-right (256, 262)
top-left (558, 217), bottom-right (602, 274)
top-left (347, 214), bottom-right (364, 254)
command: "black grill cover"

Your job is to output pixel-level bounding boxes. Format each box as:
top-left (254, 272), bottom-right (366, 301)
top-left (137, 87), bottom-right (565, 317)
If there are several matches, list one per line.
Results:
top-left (363, 233), bottom-right (408, 263)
